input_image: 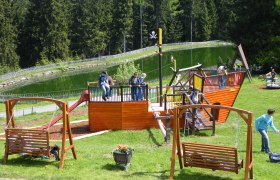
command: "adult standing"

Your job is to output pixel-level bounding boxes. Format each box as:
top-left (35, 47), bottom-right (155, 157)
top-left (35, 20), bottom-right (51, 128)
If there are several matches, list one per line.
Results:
top-left (255, 109), bottom-right (280, 154)
top-left (138, 73), bottom-right (146, 100)
top-left (217, 65), bottom-right (228, 89)
top-left (98, 71), bottom-right (110, 101)
top-left (107, 73), bottom-right (114, 97)
top-left (129, 72), bottom-right (138, 101)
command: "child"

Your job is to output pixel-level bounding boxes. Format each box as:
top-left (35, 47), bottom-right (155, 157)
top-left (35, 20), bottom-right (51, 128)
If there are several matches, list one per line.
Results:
top-left (50, 144), bottom-right (60, 161)
top-left (255, 109), bottom-right (280, 153)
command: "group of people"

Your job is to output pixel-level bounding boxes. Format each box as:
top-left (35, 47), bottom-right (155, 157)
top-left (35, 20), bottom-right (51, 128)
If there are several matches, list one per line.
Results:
top-left (129, 72), bottom-right (147, 101)
top-left (98, 71), bottom-right (114, 101)
top-left (98, 71), bottom-right (146, 101)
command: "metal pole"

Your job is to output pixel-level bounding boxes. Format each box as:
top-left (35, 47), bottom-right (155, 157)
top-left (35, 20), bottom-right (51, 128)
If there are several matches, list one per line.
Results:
top-left (158, 28), bottom-right (163, 107)
top-left (190, 2), bottom-right (193, 66)
top-left (140, 0), bottom-right (143, 49)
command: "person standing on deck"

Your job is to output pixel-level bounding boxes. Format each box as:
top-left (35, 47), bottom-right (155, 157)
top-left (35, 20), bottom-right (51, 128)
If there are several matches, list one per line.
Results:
top-left (138, 73), bottom-right (146, 100)
top-left (217, 65), bottom-right (228, 89)
top-left (98, 71), bottom-right (110, 101)
top-left (107, 73), bottom-right (114, 97)
top-left (129, 72), bottom-right (139, 101)
top-left (255, 109), bottom-right (280, 154)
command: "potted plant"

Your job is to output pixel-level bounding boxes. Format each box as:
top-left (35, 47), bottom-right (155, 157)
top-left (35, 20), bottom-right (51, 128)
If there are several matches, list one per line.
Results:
top-left (113, 144), bottom-right (133, 166)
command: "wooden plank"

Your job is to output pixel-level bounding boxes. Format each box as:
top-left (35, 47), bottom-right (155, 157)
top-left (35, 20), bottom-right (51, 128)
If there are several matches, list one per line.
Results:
top-left (184, 153), bottom-right (236, 162)
top-left (183, 145), bottom-right (236, 153)
top-left (89, 101), bottom-right (159, 131)
top-left (183, 150), bottom-right (236, 158)
top-left (89, 102), bottom-right (122, 131)
top-left (183, 142), bottom-right (237, 150)
top-left (183, 151), bottom-right (236, 160)
top-left (184, 158), bottom-right (236, 167)
top-left (185, 163), bottom-right (236, 172)
top-left (204, 87), bottom-right (240, 123)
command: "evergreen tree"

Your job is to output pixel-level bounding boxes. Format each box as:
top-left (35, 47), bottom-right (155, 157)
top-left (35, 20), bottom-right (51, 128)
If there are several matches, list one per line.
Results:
top-left (167, 0), bottom-right (182, 43)
top-left (69, 0), bottom-right (112, 58)
top-left (193, 1), bottom-right (211, 41)
top-left (132, 0), bottom-right (145, 49)
top-left (0, 0), bottom-right (19, 71)
top-left (111, 0), bottom-right (134, 54)
top-left (233, 0), bottom-right (278, 65)
top-left (177, 0), bottom-right (192, 42)
top-left (40, 0), bottom-right (70, 64)
top-left (206, 0), bottom-right (218, 39)
top-left (142, 0), bottom-right (157, 47)
top-left (19, 0), bottom-right (70, 67)
top-left (214, 0), bottom-right (237, 39)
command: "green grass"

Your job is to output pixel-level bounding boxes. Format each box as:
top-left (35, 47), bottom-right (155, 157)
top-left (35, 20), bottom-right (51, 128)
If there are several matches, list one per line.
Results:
top-left (0, 77), bottom-right (279, 179)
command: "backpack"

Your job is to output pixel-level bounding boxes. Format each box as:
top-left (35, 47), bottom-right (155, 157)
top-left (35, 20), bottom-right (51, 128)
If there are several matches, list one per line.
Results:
top-left (130, 76), bottom-right (138, 85)
top-left (99, 75), bottom-right (107, 84)
top-left (269, 152), bottom-right (280, 163)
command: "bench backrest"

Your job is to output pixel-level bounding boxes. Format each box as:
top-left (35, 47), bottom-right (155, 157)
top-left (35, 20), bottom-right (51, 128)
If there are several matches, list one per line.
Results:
top-left (5, 128), bottom-right (50, 157)
top-left (182, 142), bottom-right (240, 173)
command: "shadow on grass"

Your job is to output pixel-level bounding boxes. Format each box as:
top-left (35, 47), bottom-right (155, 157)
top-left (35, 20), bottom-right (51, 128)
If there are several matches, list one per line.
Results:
top-left (175, 171), bottom-right (233, 180)
top-left (102, 163), bottom-right (127, 171)
top-left (0, 155), bottom-right (58, 168)
top-left (121, 169), bottom-right (232, 180)
top-left (146, 129), bottom-right (162, 147)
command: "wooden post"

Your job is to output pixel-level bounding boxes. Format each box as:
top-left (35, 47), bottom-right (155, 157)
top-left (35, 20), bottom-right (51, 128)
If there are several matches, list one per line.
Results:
top-left (244, 113), bottom-right (252, 180)
top-left (192, 107), bottom-right (196, 135)
top-left (170, 108), bottom-right (178, 180)
top-left (177, 109), bottom-right (183, 169)
top-left (66, 103), bottom-right (77, 160)
top-left (164, 94), bottom-right (167, 111)
top-left (248, 113), bottom-right (253, 179)
top-left (60, 103), bottom-right (67, 169)
top-left (156, 86), bottom-right (159, 103)
top-left (172, 86), bottom-right (175, 102)
top-left (3, 100), bottom-right (10, 164)
top-left (121, 86), bottom-right (123, 102)
top-left (212, 118), bottom-right (216, 136)
top-left (165, 112), bottom-right (171, 144)
top-left (146, 84), bottom-right (149, 102)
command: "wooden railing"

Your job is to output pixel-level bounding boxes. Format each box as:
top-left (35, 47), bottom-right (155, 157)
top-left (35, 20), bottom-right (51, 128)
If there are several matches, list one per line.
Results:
top-left (88, 84), bottom-right (149, 102)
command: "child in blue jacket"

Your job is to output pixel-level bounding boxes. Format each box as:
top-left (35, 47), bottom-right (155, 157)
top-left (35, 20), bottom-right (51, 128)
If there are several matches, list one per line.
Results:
top-left (255, 109), bottom-right (280, 153)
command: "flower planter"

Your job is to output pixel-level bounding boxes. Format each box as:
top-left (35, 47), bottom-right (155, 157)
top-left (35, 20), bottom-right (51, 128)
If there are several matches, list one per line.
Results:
top-left (113, 150), bottom-right (132, 166)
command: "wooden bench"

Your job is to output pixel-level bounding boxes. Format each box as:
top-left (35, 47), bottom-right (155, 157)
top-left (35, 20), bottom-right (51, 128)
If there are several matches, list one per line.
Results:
top-left (182, 142), bottom-right (243, 174)
top-left (4, 128), bottom-right (50, 160)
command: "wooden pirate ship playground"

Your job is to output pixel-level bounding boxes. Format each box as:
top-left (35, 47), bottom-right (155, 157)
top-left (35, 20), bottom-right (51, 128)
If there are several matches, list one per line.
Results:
top-left (87, 65), bottom-right (246, 132)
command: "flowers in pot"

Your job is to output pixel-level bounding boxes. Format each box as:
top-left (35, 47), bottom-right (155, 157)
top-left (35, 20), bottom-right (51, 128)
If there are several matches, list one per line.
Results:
top-left (113, 144), bottom-right (133, 165)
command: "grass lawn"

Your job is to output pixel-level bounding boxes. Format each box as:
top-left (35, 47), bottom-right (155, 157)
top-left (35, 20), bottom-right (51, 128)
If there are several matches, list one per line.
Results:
top-left (0, 77), bottom-right (280, 179)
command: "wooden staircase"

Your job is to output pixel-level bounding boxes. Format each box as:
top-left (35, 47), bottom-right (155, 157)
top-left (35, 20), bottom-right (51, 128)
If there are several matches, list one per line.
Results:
top-left (184, 108), bottom-right (216, 135)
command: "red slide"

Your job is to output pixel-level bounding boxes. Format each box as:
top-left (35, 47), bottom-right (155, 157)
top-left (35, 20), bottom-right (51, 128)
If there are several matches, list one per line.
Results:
top-left (41, 90), bottom-right (89, 129)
